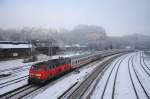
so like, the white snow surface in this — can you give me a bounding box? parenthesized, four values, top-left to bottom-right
(91, 52, 150, 99)
(1, 51, 150, 99)
(33, 56, 113, 99)
(0, 59, 37, 71)
(0, 51, 102, 97)
(33, 61, 101, 99)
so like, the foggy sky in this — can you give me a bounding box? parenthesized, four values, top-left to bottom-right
(0, 0, 150, 36)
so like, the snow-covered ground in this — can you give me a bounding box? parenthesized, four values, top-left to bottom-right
(30, 54, 120, 99)
(0, 51, 100, 96)
(1, 51, 150, 99)
(33, 58, 110, 99)
(91, 52, 150, 99)
(0, 56, 107, 98)
(143, 52, 150, 67)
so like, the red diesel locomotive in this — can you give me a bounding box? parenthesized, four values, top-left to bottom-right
(28, 58, 71, 83)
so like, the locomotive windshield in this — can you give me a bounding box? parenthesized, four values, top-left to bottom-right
(31, 63, 46, 71)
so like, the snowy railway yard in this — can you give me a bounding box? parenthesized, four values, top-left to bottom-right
(0, 51, 150, 99)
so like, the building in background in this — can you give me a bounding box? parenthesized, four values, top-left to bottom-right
(0, 41, 32, 60)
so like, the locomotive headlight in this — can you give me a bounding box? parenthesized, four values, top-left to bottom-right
(35, 74, 41, 76)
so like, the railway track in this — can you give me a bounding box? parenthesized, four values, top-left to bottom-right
(0, 52, 130, 99)
(0, 56, 109, 99)
(12, 68, 30, 74)
(141, 52, 150, 71)
(128, 56, 139, 99)
(56, 52, 149, 99)
(0, 65, 31, 79)
(0, 76, 28, 89)
(58, 54, 125, 99)
(0, 64, 30, 73)
(0, 84, 40, 99)
(111, 55, 126, 99)
(128, 54, 150, 99)
(139, 52, 150, 76)
(100, 55, 127, 99)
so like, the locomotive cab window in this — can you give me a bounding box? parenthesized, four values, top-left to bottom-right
(31, 63, 46, 71)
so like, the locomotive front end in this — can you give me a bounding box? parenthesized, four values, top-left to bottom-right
(28, 63, 47, 83)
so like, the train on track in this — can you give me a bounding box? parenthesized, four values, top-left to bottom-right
(28, 49, 131, 84)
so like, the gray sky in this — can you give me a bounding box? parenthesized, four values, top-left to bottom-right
(0, 0, 150, 36)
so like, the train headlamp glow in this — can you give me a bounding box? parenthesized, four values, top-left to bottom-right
(30, 73, 41, 77)
(34, 74, 41, 76)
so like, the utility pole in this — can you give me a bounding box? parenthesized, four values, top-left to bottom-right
(48, 41, 50, 56)
(48, 41, 52, 56)
(30, 40, 32, 57)
(50, 42, 52, 56)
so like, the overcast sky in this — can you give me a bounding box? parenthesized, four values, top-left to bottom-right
(0, 0, 150, 36)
